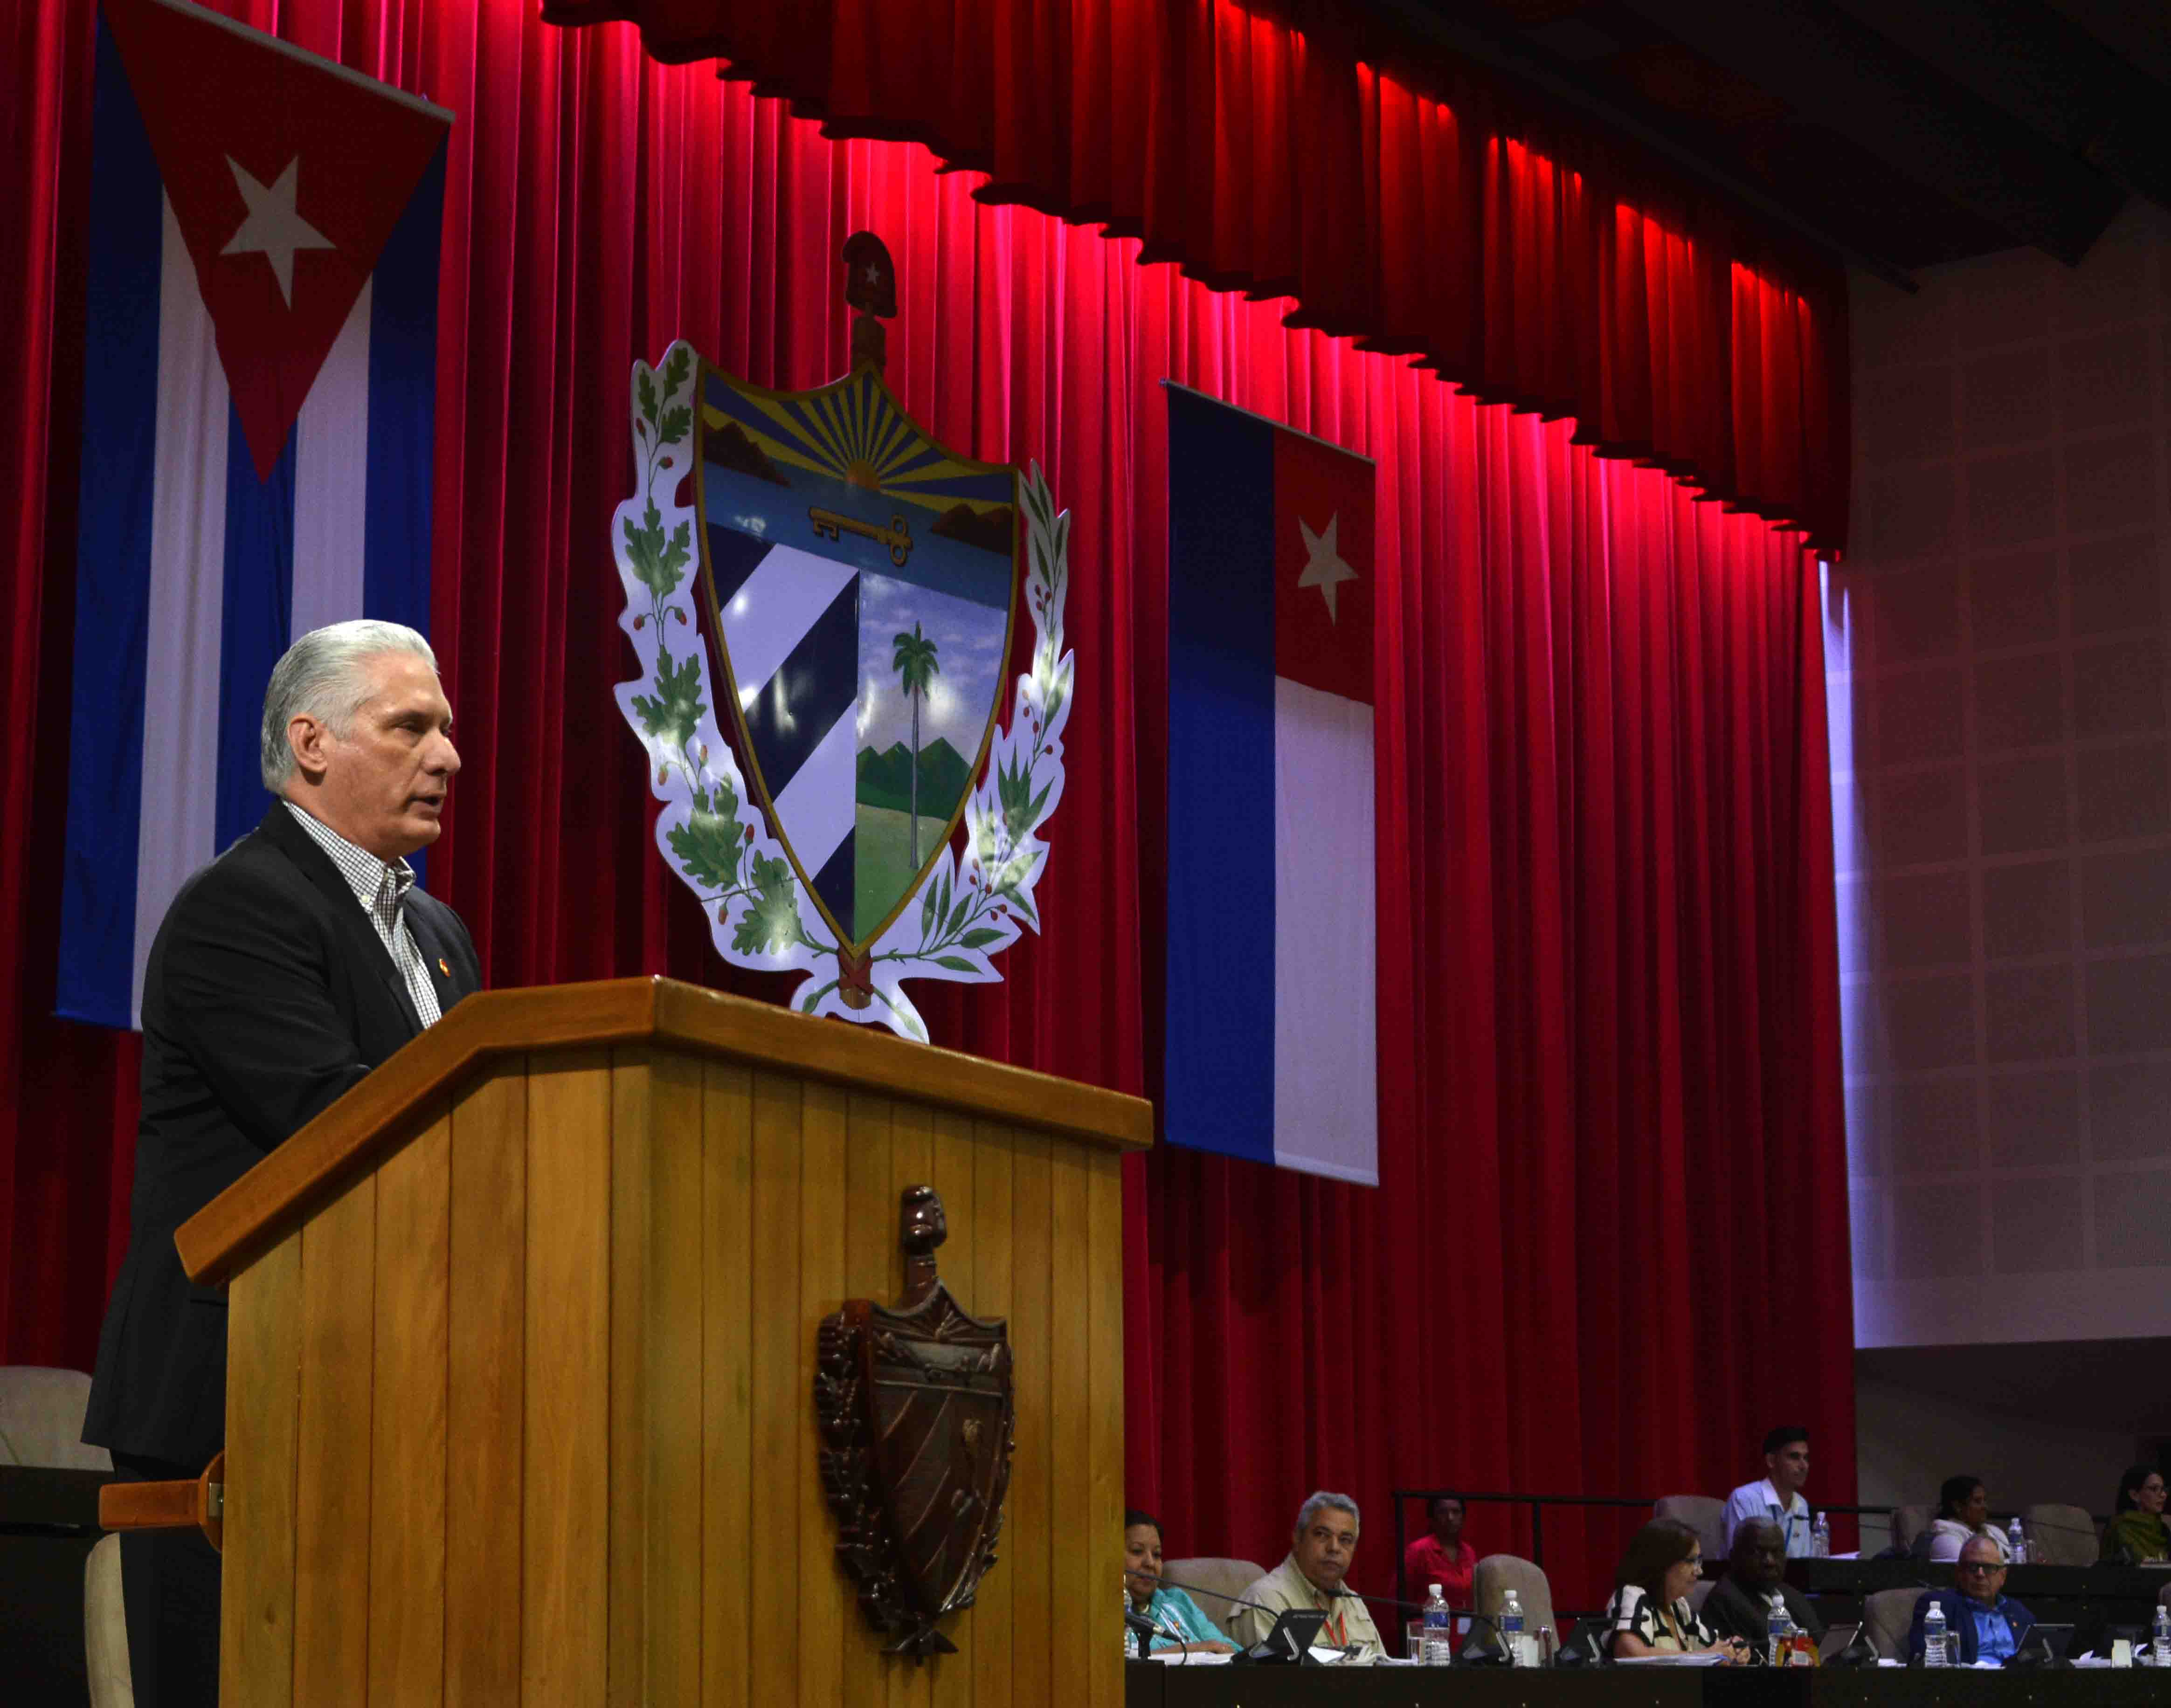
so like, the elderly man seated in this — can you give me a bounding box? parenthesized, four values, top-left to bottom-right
(1701, 1519, 1825, 1657)
(1908, 1535, 2036, 1664)
(1230, 1492, 1385, 1659)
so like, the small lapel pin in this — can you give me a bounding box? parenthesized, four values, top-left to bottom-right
(438, 957, 451, 977)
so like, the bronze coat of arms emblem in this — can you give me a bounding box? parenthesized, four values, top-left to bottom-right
(816, 1186, 1014, 1657)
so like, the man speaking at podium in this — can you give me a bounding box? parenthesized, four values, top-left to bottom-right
(83, 620, 481, 1707)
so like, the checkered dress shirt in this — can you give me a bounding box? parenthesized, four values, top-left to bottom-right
(283, 802, 443, 1027)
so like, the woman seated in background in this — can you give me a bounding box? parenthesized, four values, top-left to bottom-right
(2100, 1466, 2170, 1564)
(1124, 1509, 1238, 1656)
(1922, 1475, 2009, 1563)
(1604, 1520, 1749, 1662)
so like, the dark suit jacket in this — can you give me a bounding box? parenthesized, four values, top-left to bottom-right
(83, 804, 480, 1467)
(1907, 1589, 2034, 1663)
(1702, 1574, 1825, 1653)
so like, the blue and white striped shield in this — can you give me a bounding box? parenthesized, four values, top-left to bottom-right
(691, 363, 1021, 953)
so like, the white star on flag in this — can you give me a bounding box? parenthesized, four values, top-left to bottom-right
(220, 155, 335, 307)
(1297, 511, 1360, 623)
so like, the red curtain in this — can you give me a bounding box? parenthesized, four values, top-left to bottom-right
(3, 0, 1851, 1613)
(542, 0, 1851, 553)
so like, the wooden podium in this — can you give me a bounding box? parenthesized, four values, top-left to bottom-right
(169, 976, 1150, 1707)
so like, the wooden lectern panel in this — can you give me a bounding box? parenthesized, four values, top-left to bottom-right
(221, 1232, 300, 1708)
(968, 1126, 1016, 1708)
(202, 981, 1141, 1708)
(291, 1174, 375, 1703)
(698, 1061, 754, 1708)
(369, 1113, 450, 1702)
(795, 1080, 850, 1708)
(445, 1060, 525, 1708)
(525, 1051, 612, 1702)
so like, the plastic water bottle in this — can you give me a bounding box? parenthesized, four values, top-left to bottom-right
(2152, 1603, 2170, 1667)
(1812, 1512, 1831, 1558)
(1422, 1583, 1453, 1667)
(1499, 1589, 1525, 1667)
(1123, 1585, 1140, 1659)
(1766, 1591, 1791, 1666)
(1923, 1600, 1948, 1668)
(2006, 1517, 2026, 1565)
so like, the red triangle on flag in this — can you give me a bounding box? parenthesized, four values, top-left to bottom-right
(104, 0, 451, 480)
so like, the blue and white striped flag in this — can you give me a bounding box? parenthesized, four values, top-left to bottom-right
(59, 0, 450, 1029)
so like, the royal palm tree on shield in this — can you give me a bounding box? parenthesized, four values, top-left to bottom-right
(892, 620, 941, 865)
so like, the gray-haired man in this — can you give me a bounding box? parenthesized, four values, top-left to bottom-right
(1230, 1492, 1386, 1658)
(84, 620, 481, 1706)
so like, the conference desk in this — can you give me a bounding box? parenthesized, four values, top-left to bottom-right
(1127, 1660, 2171, 1708)
(1785, 1558, 2171, 1638)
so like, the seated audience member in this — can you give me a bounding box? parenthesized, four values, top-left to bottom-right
(1231, 1492, 1385, 1659)
(2101, 1466, 2171, 1564)
(1701, 1519, 1826, 1656)
(1922, 1475, 2009, 1563)
(1908, 1535, 2034, 1663)
(1721, 1426, 1813, 1556)
(1402, 1495, 1476, 1610)
(1122, 1510, 1237, 1656)
(1605, 1519, 1749, 1662)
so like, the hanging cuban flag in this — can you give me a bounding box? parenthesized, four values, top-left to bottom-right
(1163, 383, 1379, 1185)
(58, 0, 451, 1029)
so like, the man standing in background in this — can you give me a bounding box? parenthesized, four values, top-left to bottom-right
(1722, 1426, 1814, 1557)
(1403, 1494, 1477, 1612)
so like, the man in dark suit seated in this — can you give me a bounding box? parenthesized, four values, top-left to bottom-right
(82, 620, 481, 1708)
(1908, 1535, 2037, 1664)
(1703, 1518, 1825, 1658)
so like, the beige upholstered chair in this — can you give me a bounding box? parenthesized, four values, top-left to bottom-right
(1161, 1556, 1267, 1633)
(0, 1365, 112, 1470)
(84, 1533, 134, 1708)
(1472, 1553, 1556, 1649)
(1653, 1494, 1729, 1561)
(2023, 1502, 2099, 1567)
(1890, 1503, 1933, 1554)
(1687, 1578, 1715, 1618)
(0, 1371, 126, 1704)
(1864, 1586, 1926, 1659)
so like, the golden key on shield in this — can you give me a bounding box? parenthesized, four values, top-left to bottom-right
(808, 507, 913, 567)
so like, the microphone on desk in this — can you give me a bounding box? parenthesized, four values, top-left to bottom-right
(1326, 1585, 1516, 1665)
(1150, 1576, 1368, 1665)
(1146, 1577, 1322, 1665)
(1122, 1597, 1205, 1666)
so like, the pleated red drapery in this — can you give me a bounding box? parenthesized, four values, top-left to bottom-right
(1, 0, 1852, 1612)
(543, 0, 1851, 553)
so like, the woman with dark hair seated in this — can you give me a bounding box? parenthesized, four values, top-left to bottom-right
(1604, 1520, 1749, 1662)
(2100, 1466, 2170, 1564)
(1123, 1510, 1237, 1656)
(1923, 1475, 2008, 1563)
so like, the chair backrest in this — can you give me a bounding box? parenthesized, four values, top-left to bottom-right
(2023, 1502, 2098, 1567)
(1864, 1587, 1926, 1659)
(1473, 1553, 1556, 1638)
(0, 1366, 111, 1470)
(1890, 1503, 1933, 1553)
(1686, 1578, 1715, 1618)
(1161, 1557, 1266, 1629)
(1653, 1494, 1729, 1562)
(83, 1532, 133, 1708)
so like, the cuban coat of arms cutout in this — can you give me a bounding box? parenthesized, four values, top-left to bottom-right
(610, 235, 1071, 1040)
